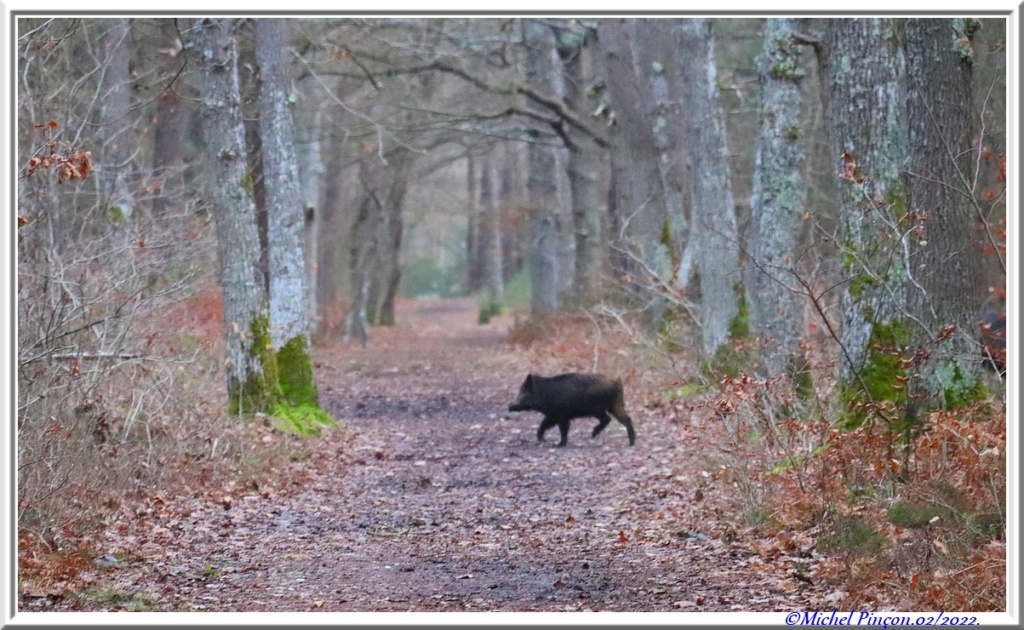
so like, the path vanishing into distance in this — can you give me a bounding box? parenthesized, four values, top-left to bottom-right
(29, 298, 835, 613)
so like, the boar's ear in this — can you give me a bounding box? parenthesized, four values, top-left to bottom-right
(522, 373, 534, 391)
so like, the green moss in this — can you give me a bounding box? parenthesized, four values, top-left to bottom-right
(728, 286, 751, 340)
(818, 515, 884, 556)
(241, 172, 255, 196)
(271, 402, 338, 437)
(228, 315, 280, 416)
(840, 319, 909, 428)
(885, 185, 909, 221)
(276, 335, 319, 407)
(770, 57, 806, 80)
(848, 273, 875, 299)
(887, 501, 944, 528)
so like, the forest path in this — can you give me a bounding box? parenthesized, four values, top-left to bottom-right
(69, 298, 830, 612)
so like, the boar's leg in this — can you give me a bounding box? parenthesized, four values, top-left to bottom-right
(592, 412, 613, 439)
(537, 416, 558, 443)
(556, 418, 571, 447)
(614, 413, 636, 446)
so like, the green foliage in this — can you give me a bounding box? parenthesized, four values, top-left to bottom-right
(400, 258, 464, 298)
(887, 501, 944, 528)
(271, 402, 338, 437)
(106, 205, 126, 224)
(502, 268, 532, 309)
(276, 335, 319, 407)
(818, 516, 884, 556)
(478, 299, 502, 324)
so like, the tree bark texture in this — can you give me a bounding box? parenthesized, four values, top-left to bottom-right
(599, 19, 668, 276)
(97, 19, 136, 221)
(633, 19, 691, 278)
(524, 19, 562, 315)
(746, 18, 810, 377)
(193, 17, 275, 415)
(556, 24, 603, 296)
(675, 18, 741, 356)
(902, 18, 986, 401)
(819, 18, 906, 380)
(479, 150, 505, 309)
(151, 19, 189, 217)
(256, 18, 310, 348)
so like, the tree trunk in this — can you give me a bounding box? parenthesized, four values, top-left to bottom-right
(745, 18, 810, 378)
(150, 19, 189, 217)
(372, 149, 415, 326)
(255, 18, 310, 349)
(818, 19, 906, 383)
(556, 24, 602, 296)
(524, 19, 562, 315)
(599, 19, 668, 276)
(633, 19, 691, 282)
(192, 17, 276, 415)
(479, 150, 505, 311)
(253, 18, 323, 410)
(465, 153, 482, 293)
(300, 110, 324, 335)
(902, 18, 986, 404)
(97, 19, 136, 221)
(675, 18, 741, 357)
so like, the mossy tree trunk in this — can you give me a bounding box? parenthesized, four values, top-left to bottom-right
(193, 18, 277, 416)
(255, 19, 325, 411)
(816, 18, 922, 439)
(675, 18, 741, 357)
(746, 18, 810, 378)
(902, 18, 986, 407)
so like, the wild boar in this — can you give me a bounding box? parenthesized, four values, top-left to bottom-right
(507, 373, 636, 447)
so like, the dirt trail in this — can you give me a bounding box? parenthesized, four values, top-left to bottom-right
(44, 298, 831, 612)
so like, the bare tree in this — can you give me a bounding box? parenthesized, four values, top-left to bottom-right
(902, 18, 987, 404)
(745, 18, 810, 378)
(675, 18, 741, 357)
(193, 17, 277, 414)
(817, 18, 906, 385)
(524, 19, 562, 315)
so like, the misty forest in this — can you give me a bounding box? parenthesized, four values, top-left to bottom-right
(15, 17, 1007, 613)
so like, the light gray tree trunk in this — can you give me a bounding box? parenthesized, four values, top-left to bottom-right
(633, 19, 691, 278)
(675, 18, 741, 356)
(193, 18, 275, 415)
(599, 19, 667, 275)
(479, 150, 505, 310)
(524, 19, 561, 315)
(902, 18, 986, 403)
(255, 18, 309, 348)
(556, 24, 603, 296)
(819, 18, 906, 381)
(300, 108, 324, 334)
(466, 154, 482, 293)
(97, 19, 135, 221)
(371, 149, 415, 327)
(746, 18, 810, 377)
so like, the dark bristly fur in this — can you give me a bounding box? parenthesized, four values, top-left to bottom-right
(507, 373, 636, 447)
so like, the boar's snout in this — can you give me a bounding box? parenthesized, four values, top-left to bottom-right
(508, 401, 524, 412)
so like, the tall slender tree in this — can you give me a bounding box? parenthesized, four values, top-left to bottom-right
(675, 18, 741, 357)
(192, 17, 277, 415)
(255, 18, 323, 408)
(745, 18, 810, 378)
(524, 19, 562, 315)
